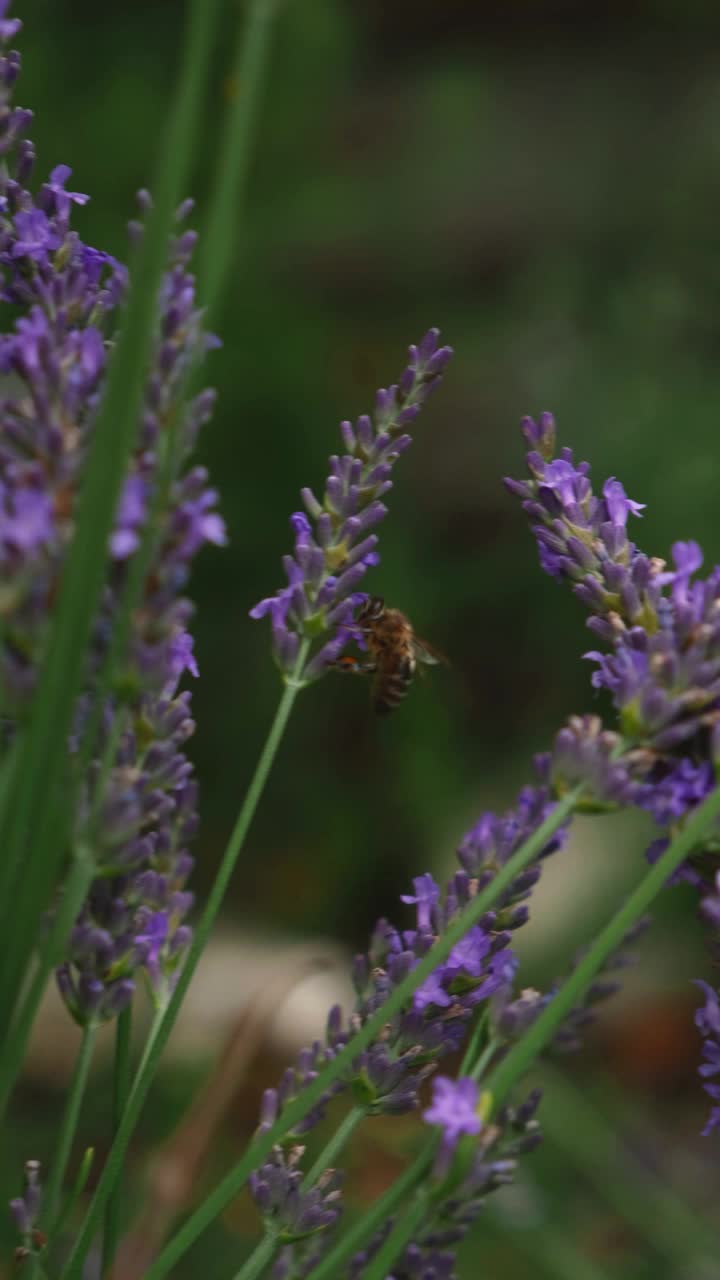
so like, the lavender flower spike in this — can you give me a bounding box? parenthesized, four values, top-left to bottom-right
(250, 330, 452, 681)
(9, 1159, 44, 1264)
(504, 413, 660, 641)
(351, 1088, 542, 1279)
(694, 980, 720, 1136)
(0, 13, 224, 1025)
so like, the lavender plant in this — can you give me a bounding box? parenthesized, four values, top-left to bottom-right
(2, 3, 720, 1280)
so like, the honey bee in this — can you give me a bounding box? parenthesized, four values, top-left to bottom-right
(334, 596, 446, 713)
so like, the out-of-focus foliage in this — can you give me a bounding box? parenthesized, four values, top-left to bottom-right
(22, 0, 720, 932)
(9, 1, 720, 1274)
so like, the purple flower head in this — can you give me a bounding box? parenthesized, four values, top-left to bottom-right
(694, 981, 720, 1136)
(457, 755, 569, 930)
(249, 1145, 345, 1277)
(0, 0, 21, 42)
(401, 873, 441, 931)
(0, 478, 54, 562)
(111, 473, 148, 559)
(39, 164, 89, 223)
(506, 418, 659, 637)
(413, 970, 453, 1013)
(349, 1089, 542, 1278)
(0, 61, 223, 1022)
(422, 1075, 482, 1146)
(250, 331, 453, 680)
(9, 1159, 43, 1264)
(602, 476, 646, 526)
(701, 870, 720, 931)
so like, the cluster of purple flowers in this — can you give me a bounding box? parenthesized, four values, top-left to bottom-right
(0, 9, 223, 1021)
(506, 411, 720, 1134)
(347, 1078, 541, 1280)
(250, 330, 453, 680)
(9, 1159, 43, 1265)
(250, 1146, 343, 1280)
(243, 404, 720, 1274)
(247, 739, 621, 1274)
(694, 980, 720, 1136)
(249, 874, 517, 1273)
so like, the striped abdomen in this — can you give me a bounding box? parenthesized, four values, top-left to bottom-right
(372, 652, 416, 714)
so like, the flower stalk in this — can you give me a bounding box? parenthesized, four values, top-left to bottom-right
(133, 789, 579, 1280)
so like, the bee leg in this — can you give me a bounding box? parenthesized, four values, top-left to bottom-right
(331, 657, 377, 676)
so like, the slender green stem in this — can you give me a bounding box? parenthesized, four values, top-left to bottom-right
(308, 1142, 436, 1280)
(60, 647, 311, 1280)
(52, 1148, 95, 1244)
(130, 789, 580, 1280)
(84, 0, 283, 782)
(230, 1232, 277, 1280)
(487, 782, 720, 1109)
(0, 0, 223, 1038)
(197, 0, 281, 319)
(44, 1024, 98, 1231)
(541, 1062, 720, 1265)
(0, 846, 96, 1122)
(101, 1006, 133, 1277)
(458, 1009, 488, 1076)
(302, 1105, 365, 1189)
(362, 1186, 431, 1280)
(469, 1035, 500, 1083)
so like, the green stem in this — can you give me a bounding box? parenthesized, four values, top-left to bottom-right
(308, 1142, 436, 1280)
(101, 1006, 133, 1276)
(45, 1024, 98, 1231)
(131, 789, 581, 1280)
(230, 1232, 277, 1280)
(52, 1147, 95, 1244)
(0, 846, 96, 1123)
(469, 1036, 500, 1083)
(197, 0, 281, 320)
(302, 1105, 365, 1189)
(486, 782, 720, 1108)
(82, 0, 283, 784)
(458, 1009, 488, 1077)
(0, 0, 223, 1041)
(362, 1186, 431, 1280)
(60, 646, 311, 1280)
(541, 1062, 720, 1265)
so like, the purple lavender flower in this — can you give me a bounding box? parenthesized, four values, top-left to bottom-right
(507, 414, 720, 1128)
(422, 1075, 482, 1148)
(694, 981, 720, 1136)
(250, 330, 452, 680)
(0, 13, 222, 1022)
(497, 916, 649, 1055)
(350, 1091, 542, 1280)
(507, 417, 720, 760)
(456, 752, 570, 931)
(504, 414, 656, 636)
(9, 1159, 44, 1264)
(549, 714, 650, 812)
(250, 1144, 343, 1279)
(700, 870, 720, 932)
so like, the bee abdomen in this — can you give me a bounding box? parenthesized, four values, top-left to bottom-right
(374, 659, 414, 714)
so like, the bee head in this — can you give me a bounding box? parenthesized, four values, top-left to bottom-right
(356, 596, 385, 625)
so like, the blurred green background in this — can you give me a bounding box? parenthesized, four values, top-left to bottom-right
(6, 0, 720, 1276)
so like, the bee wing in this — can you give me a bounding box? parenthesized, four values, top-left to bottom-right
(412, 636, 450, 667)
